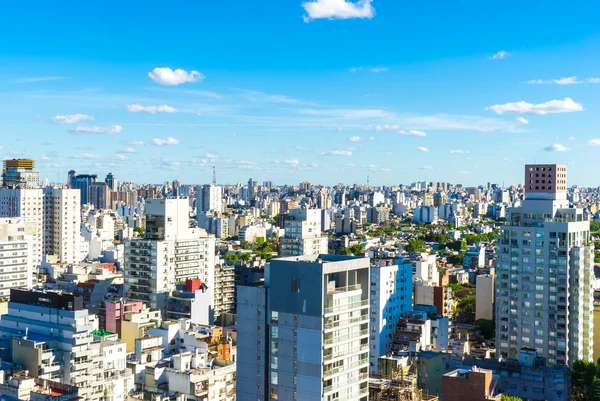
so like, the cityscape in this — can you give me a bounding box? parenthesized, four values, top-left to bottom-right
(1, 1, 600, 400)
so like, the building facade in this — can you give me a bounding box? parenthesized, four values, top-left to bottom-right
(237, 255, 370, 401)
(496, 164, 594, 365)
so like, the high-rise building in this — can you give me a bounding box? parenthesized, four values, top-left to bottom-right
(496, 164, 594, 365)
(70, 173, 97, 205)
(0, 218, 36, 296)
(237, 255, 370, 401)
(476, 275, 495, 321)
(369, 259, 413, 373)
(197, 184, 223, 213)
(43, 187, 81, 264)
(280, 208, 328, 257)
(2, 159, 40, 188)
(89, 181, 111, 210)
(105, 172, 117, 191)
(124, 198, 216, 315)
(0, 188, 44, 267)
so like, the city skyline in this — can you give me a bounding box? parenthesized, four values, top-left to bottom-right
(1, 1, 600, 186)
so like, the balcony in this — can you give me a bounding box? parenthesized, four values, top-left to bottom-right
(327, 284, 362, 295)
(324, 315, 368, 331)
(324, 299, 369, 315)
(323, 358, 368, 378)
(324, 329, 369, 346)
(323, 343, 369, 362)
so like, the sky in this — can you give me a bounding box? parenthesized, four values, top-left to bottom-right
(1, 0, 600, 187)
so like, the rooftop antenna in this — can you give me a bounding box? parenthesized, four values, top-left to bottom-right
(212, 166, 217, 185)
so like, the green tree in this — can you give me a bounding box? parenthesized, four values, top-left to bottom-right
(224, 253, 240, 266)
(454, 294, 476, 324)
(500, 396, 522, 401)
(134, 226, 145, 237)
(572, 359, 600, 401)
(348, 244, 365, 256)
(447, 240, 466, 252)
(405, 239, 426, 252)
(475, 319, 495, 340)
(447, 253, 465, 265)
(591, 221, 600, 233)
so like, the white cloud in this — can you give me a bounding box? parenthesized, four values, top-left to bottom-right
(491, 51, 507, 60)
(399, 129, 427, 137)
(516, 117, 529, 125)
(363, 124, 401, 131)
(417, 147, 428, 152)
(72, 153, 102, 159)
(369, 67, 388, 73)
(236, 89, 304, 104)
(543, 143, 569, 152)
(51, 114, 94, 124)
(568, 136, 576, 141)
(129, 141, 145, 146)
(284, 159, 300, 167)
(68, 125, 122, 134)
(457, 171, 470, 175)
(204, 153, 218, 159)
(123, 148, 137, 154)
(302, 0, 375, 22)
(126, 104, 178, 114)
(527, 76, 581, 85)
(152, 137, 180, 146)
(148, 67, 204, 86)
(488, 98, 583, 115)
(588, 139, 600, 146)
(449, 149, 469, 154)
(116, 154, 127, 161)
(321, 149, 353, 156)
(589, 78, 600, 84)
(385, 151, 393, 156)
(419, 166, 433, 170)
(348, 136, 362, 142)
(14, 76, 64, 83)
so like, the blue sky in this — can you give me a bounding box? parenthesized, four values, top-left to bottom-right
(1, 0, 600, 187)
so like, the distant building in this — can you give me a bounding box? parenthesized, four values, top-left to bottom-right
(0, 218, 36, 296)
(280, 208, 328, 257)
(2, 159, 39, 188)
(70, 172, 98, 206)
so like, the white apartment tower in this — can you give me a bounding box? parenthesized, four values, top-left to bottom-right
(198, 184, 223, 213)
(237, 255, 370, 401)
(496, 164, 594, 365)
(0, 188, 44, 268)
(0, 218, 36, 296)
(124, 198, 215, 314)
(43, 187, 81, 264)
(280, 208, 328, 257)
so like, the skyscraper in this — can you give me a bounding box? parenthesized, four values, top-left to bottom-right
(197, 184, 223, 213)
(237, 255, 370, 401)
(70, 173, 97, 206)
(496, 164, 594, 365)
(2, 159, 40, 188)
(43, 186, 81, 264)
(105, 172, 117, 191)
(89, 181, 111, 209)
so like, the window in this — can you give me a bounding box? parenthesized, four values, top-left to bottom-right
(292, 278, 301, 293)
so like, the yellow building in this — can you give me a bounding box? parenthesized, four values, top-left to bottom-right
(121, 307, 162, 353)
(594, 302, 600, 361)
